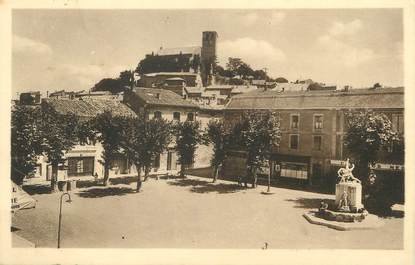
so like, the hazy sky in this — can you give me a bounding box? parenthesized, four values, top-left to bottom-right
(12, 9, 403, 96)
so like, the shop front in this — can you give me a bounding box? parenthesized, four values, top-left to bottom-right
(270, 153, 311, 184)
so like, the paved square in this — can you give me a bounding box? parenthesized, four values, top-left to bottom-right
(12, 176, 403, 249)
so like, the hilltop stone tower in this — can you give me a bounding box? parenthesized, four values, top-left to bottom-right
(201, 31, 218, 86)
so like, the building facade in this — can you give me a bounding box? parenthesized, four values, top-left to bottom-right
(224, 87, 404, 186)
(123, 87, 213, 174)
(34, 98, 137, 182)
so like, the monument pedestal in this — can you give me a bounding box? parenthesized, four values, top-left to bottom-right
(335, 182, 363, 210)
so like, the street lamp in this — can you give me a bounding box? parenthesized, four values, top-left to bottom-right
(57, 192, 72, 248)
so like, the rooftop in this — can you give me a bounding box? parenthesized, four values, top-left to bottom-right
(231, 86, 259, 94)
(165, 77, 186, 81)
(185, 87, 204, 94)
(131, 88, 198, 108)
(153, 46, 201, 56)
(205, 85, 234, 90)
(270, 83, 311, 92)
(226, 87, 404, 110)
(43, 98, 137, 118)
(144, 72, 198, 77)
(76, 90, 112, 96)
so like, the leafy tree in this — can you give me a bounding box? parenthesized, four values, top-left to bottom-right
(74, 118, 97, 146)
(344, 110, 399, 213)
(41, 105, 79, 191)
(121, 116, 172, 192)
(236, 63, 255, 79)
(275, 77, 288, 83)
(372, 83, 382, 89)
(93, 111, 125, 186)
(205, 119, 232, 182)
(253, 70, 268, 80)
(174, 121, 203, 177)
(221, 57, 272, 81)
(92, 78, 125, 94)
(11, 105, 43, 185)
(239, 111, 281, 189)
(344, 110, 397, 180)
(92, 70, 134, 94)
(119, 70, 134, 88)
(226, 57, 244, 76)
(229, 78, 245, 85)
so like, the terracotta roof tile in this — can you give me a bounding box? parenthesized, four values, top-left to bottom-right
(131, 88, 198, 108)
(43, 98, 137, 118)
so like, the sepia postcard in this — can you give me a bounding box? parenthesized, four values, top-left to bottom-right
(0, 0, 414, 265)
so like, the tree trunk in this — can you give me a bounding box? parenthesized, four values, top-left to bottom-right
(50, 163, 59, 192)
(252, 167, 258, 188)
(212, 165, 219, 183)
(143, 166, 150, 181)
(103, 162, 110, 186)
(136, 166, 142, 192)
(244, 168, 249, 188)
(267, 161, 272, 193)
(180, 163, 186, 178)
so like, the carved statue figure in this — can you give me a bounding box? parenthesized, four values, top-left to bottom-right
(319, 201, 329, 214)
(337, 158, 361, 184)
(338, 191, 350, 212)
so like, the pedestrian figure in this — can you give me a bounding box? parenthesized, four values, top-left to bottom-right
(237, 176, 243, 187)
(94, 172, 99, 183)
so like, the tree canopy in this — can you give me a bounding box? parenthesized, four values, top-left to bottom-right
(40, 104, 80, 191)
(11, 105, 43, 185)
(121, 116, 172, 191)
(174, 120, 204, 177)
(238, 111, 281, 187)
(92, 70, 134, 94)
(344, 110, 402, 214)
(344, 110, 397, 178)
(215, 57, 272, 81)
(93, 111, 126, 186)
(205, 119, 232, 182)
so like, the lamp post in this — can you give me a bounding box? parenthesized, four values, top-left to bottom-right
(57, 192, 72, 248)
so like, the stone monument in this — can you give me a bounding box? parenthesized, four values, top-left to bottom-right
(303, 158, 379, 229)
(335, 159, 364, 211)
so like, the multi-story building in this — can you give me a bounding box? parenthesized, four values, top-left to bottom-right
(224, 87, 404, 186)
(35, 98, 137, 181)
(123, 87, 213, 174)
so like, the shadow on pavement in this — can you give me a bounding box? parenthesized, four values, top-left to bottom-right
(76, 180, 100, 189)
(167, 178, 244, 194)
(22, 184, 52, 195)
(185, 167, 334, 195)
(109, 176, 137, 186)
(285, 197, 333, 209)
(76, 187, 136, 198)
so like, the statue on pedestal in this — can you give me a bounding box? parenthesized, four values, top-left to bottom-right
(337, 158, 361, 184)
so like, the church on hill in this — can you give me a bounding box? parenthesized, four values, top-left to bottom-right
(137, 31, 218, 87)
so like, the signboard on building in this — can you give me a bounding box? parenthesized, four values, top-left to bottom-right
(330, 160, 403, 171)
